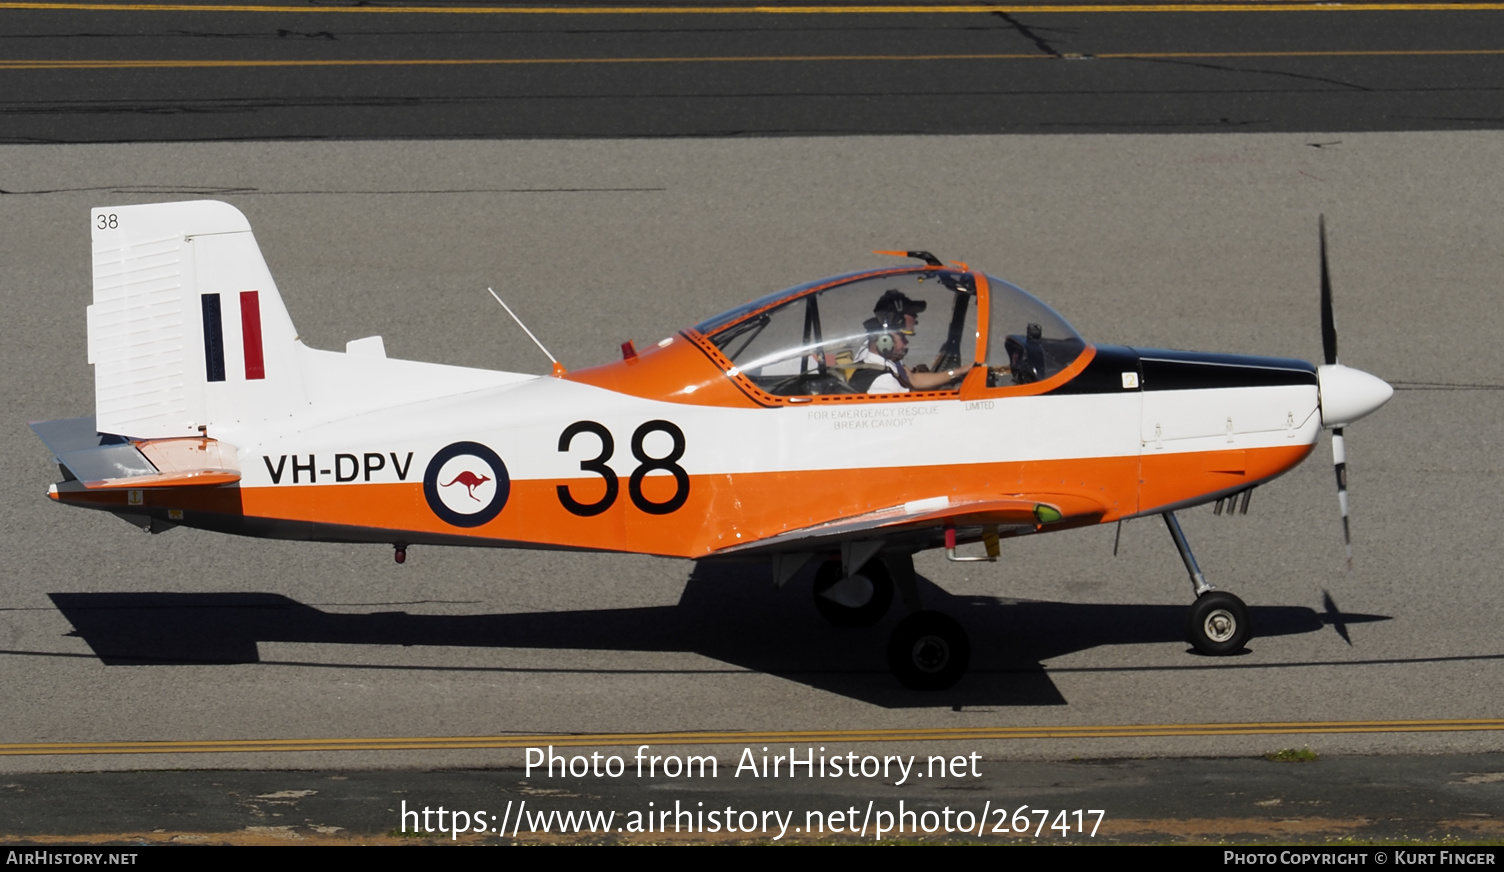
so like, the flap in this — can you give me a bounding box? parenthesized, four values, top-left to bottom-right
(712, 491, 1108, 557)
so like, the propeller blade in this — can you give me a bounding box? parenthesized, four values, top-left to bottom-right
(1319, 215, 1339, 366)
(1318, 219, 1375, 571)
(1331, 426, 1353, 571)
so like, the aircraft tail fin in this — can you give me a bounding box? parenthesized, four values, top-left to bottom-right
(88, 201, 306, 439)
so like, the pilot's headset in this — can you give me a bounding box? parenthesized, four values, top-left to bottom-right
(867, 313, 909, 356)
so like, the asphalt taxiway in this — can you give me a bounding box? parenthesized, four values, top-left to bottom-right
(4, 755, 1504, 844)
(4, 1, 1504, 141)
(3, 133, 1503, 785)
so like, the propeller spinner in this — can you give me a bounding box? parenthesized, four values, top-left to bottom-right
(1313, 217, 1394, 569)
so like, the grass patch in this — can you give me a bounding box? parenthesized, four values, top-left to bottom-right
(1265, 747, 1319, 763)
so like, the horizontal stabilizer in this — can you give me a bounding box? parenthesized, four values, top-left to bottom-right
(32, 416, 241, 489)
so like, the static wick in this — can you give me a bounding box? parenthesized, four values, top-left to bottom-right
(488, 287, 558, 366)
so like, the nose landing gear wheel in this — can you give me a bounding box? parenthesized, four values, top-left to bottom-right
(1187, 591, 1250, 655)
(812, 559, 894, 628)
(887, 611, 970, 690)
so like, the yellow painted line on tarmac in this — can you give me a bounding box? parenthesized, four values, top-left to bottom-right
(3, 2, 1504, 13)
(4, 48, 1503, 70)
(5, 718, 1504, 756)
(1098, 47, 1504, 57)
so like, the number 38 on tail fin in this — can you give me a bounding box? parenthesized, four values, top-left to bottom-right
(33, 201, 1392, 690)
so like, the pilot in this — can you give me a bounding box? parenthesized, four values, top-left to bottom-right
(849, 314, 963, 394)
(849, 293, 963, 393)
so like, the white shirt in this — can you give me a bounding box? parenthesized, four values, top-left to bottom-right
(852, 345, 909, 394)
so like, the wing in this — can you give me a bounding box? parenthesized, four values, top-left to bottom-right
(711, 491, 1109, 558)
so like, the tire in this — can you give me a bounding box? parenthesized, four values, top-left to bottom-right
(1187, 591, 1251, 655)
(887, 611, 971, 691)
(812, 558, 894, 628)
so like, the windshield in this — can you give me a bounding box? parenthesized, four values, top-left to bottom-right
(983, 274, 1086, 386)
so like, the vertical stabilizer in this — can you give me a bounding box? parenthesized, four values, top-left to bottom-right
(88, 201, 305, 439)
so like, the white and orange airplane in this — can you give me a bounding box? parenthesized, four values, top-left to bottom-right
(32, 200, 1393, 689)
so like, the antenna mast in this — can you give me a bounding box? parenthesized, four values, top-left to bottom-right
(488, 287, 564, 372)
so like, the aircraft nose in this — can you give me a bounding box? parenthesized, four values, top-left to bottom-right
(1317, 364, 1394, 427)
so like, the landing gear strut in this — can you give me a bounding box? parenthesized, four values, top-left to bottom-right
(1163, 512, 1251, 655)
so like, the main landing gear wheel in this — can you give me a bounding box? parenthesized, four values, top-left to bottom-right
(1187, 591, 1251, 656)
(812, 559, 894, 628)
(887, 611, 970, 691)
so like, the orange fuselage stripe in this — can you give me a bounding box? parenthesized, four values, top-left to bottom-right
(57, 444, 1314, 557)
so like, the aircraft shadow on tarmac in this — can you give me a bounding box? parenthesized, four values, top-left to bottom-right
(47, 562, 1388, 708)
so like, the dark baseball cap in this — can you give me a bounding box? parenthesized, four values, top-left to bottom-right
(874, 289, 927, 318)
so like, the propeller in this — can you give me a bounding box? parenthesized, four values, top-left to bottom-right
(1313, 216, 1393, 570)
(1318, 217, 1352, 570)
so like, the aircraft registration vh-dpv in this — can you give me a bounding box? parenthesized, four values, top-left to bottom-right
(32, 201, 1393, 690)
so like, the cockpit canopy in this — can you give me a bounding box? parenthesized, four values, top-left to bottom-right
(691, 268, 1086, 396)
